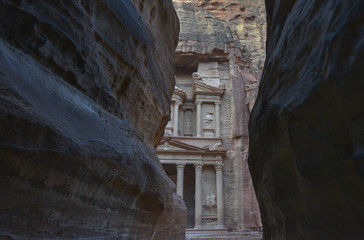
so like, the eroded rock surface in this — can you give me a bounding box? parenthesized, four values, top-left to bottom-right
(174, 0, 266, 68)
(0, 0, 185, 239)
(249, 0, 364, 239)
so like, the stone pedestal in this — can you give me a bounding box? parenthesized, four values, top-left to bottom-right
(203, 128, 215, 138)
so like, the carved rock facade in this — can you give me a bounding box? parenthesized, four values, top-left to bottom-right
(157, 0, 266, 234)
(249, 0, 364, 239)
(0, 0, 186, 239)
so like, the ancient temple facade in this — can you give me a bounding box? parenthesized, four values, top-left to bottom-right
(157, 0, 266, 235)
(157, 68, 228, 232)
(157, 59, 261, 234)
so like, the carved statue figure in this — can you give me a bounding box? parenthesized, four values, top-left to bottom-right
(166, 120, 172, 127)
(204, 112, 214, 128)
(211, 143, 222, 150)
(192, 72, 203, 81)
(205, 194, 217, 208)
(184, 120, 192, 134)
(245, 82, 259, 112)
(217, 82, 226, 89)
(164, 112, 173, 136)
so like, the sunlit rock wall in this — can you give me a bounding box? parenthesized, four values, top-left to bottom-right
(173, 0, 266, 230)
(249, 0, 364, 239)
(0, 0, 186, 239)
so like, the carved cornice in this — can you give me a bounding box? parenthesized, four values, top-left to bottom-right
(213, 100, 221, 106)
(173, 86, 187, 103)
(181, 100, 196, 111)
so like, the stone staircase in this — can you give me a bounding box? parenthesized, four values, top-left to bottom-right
(185, 231, 263, 240)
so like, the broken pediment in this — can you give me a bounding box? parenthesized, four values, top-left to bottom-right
(193, 78, 225, 98)
(157, 138, 226, 159)
(157, 138, 207, 152)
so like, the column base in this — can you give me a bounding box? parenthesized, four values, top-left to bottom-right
(187, 227, 228, 235)
(215, 225, 226, 229)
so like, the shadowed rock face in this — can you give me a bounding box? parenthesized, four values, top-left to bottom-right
(249, 0, 364, 239)
(0, 0, 186, 239)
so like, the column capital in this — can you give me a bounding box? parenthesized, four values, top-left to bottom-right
(195, 100, 203, 105)
(176, 163, 185, 170)
(173, 99, 182, 106)
(194, 164, 203, 171)
(214, 100, 221, 106)
(215, 164, 223, 171)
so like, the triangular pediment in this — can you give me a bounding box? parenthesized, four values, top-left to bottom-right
(193, 80, 225, 96)
(157, 138, 206, 152)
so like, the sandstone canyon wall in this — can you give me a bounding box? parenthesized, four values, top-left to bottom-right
(249, 0, 364, 239)
(0, 0, 186, 239)
(173, 0, 266, 230)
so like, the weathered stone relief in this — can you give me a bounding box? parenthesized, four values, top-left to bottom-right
(204, 112, 214, 127)
(184, 114, 193, 135)
(192, 72, 203, 81)
(245, 82, 259, 112)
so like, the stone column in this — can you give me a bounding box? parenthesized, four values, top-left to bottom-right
(215, 164, 225, 228)
(194, 163, 203, 228)
(215, 101, 221, 137)
(173, 101, 180, 136)
(176, 164, 185, 198)
(180, 109, 185, 136)
(196, 100, 202, 137)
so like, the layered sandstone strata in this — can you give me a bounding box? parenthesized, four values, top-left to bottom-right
(174, 0, 266, 68)
(249, 0, 364, 239)
(0, 0, 185, 239)
(172, 0, 265, 230)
